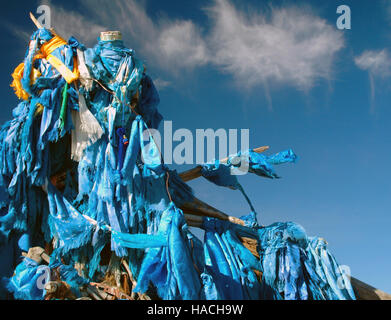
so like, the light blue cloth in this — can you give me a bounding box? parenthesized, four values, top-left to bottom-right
(134, 202, 202, 300)
(257, 222, 356, 300)
(228, 149, 298, 179)
(5, 258, 50, 300)
(202, 217, 262, 300)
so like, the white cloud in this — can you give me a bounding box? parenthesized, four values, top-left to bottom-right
(36, 0, 209, 88)
(38, 0, 105, 46)
(49, 0, 208, 72)
(354, 49, 391, 111)
(205, 0, 344, 91)
(153, 78, 172, 91)
(355, 49, 391, 77)
(158, 21, 209, 70)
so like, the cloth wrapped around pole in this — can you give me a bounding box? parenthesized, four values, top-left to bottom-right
(257, 222, 356, 300)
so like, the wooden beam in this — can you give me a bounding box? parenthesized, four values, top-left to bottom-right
(351, 277, 391, 300)
(180, 196, 245, 226)
(184, 213, 203, 228)
(179, 166, 203, 183)
(23, 247, 50, 265)
(179, 146, 270, 182)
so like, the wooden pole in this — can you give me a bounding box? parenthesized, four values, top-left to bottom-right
(180, 196, 246, 226)
(350, 277, 391, 300)
(29, 12, 43, 29)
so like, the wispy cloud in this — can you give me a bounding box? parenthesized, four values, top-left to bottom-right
(206, 0, 344, 91)
(157, 21, 209, 70)
(37, 0, 209, 88)
(39, 0, 105, 45)
(382, 0, 391, 26)
(13, 0, 344, 94)
(153, 78, 172, 91)
(355, 50, 391, 77)
(355, 49, 391, 111)
(76, 0, 209, 72)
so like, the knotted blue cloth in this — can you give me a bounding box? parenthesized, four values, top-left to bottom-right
(228, 149, 298, 179)
(5, 258, 50, 300)
(134, 202, 202, 300)
(257, 222, 356, 300)
(202, 217, 262, 300)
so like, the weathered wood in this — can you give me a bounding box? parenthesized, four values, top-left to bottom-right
(180, 197, 245, 226)
(184, 213, 203, 228)
(29, 12, 43, 29)
(179, 146, 270, 182)
(23, 247, 50, 265)
(121, 260, 151, 300)
(240, 237, 260, 260)
(86, 285, 107, 300)
(44, 281, 77, 300)
(179, 166, 202, 182)
(121, 260, 137, 300)
(351, 277, 391, 300)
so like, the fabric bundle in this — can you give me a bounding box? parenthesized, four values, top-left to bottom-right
(134, 202, 202, 300)
(200, 149, 297, 226)
(201, 217, 263, 300)
(257, 222, 356, 300)
(5, 257, 90, 300)
(229, 148, 298, 179)
(5, 258, 50, 300)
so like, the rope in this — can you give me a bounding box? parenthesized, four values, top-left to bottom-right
(237, 184, 256, 214)
(86, 78, 115, 95)
(165, 171, 173, 203)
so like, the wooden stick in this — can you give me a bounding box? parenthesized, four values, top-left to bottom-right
(29, 12, 43, 29)
(180, 197, 245, 226)
(23, 247, 50, 265)
(179, 146, 270, 182)
(179, 166, 203, 183)
(121, 260, 151, 300)
(184, 214, 203, 228)
(240, 237, 260, 259)
(86, 285, 106, 300)
(121, 260, 137, 300)
(29, 12, 62, 39)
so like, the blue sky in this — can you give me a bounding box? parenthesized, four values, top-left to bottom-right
(1, 0, 391, 293)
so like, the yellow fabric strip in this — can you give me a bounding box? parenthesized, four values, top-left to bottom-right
(41, 37, 79, 84)
(11, 36, 78, 100)
(10, 62, 42, 100)
(40, 36, 67, 57)
(46, 55, 79, 84)
(10, 63, 29, 100)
